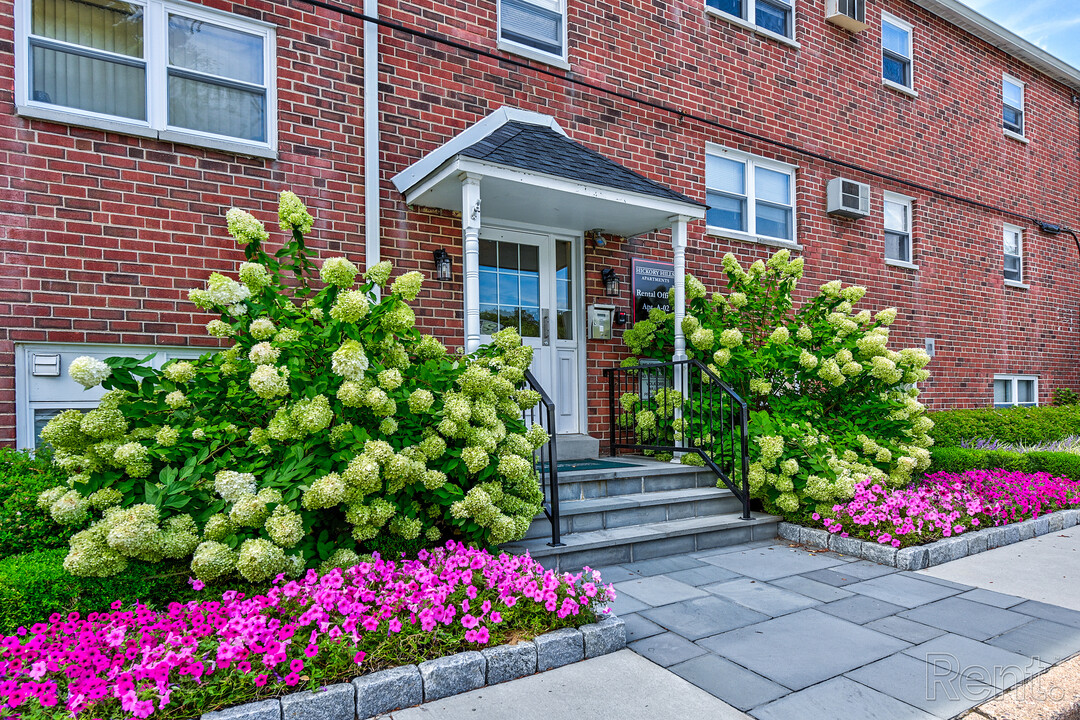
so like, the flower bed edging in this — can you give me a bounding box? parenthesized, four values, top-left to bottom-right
(778, 507, 1080, 570)
(201, 615, 625, 720)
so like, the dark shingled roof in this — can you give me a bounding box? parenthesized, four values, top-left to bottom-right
(458, 122, 703, 207)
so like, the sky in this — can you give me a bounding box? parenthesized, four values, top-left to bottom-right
(959, 0, 1080, 69)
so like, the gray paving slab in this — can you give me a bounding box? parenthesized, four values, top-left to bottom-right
(692, 539, 776, 559)
(669, 653, 791, 711)
(910, 574, 974, 591)
(387, 649, 752, 720)
(698, 609, 909, 690)
(703, 578, 819, 617)
(898, 597, 1033, 641)
(1011, 599, 1080, 629)
(846, 573, 962, 608)
(664, 564, 744, 587)
(770, 575, 855, 602)
(624, 555, 706, 576)
(957, 588, 1027, 609)
(818, 595, 906, 624)
(902, 633, 1048, 690)
(917, 526, 1080, 610)
(591, 565, 641, 584)
(614, 576, 707, 607)
(749, 676, 937, 720)
(833, 560, 898, 580)
(864, 616, 947, 645)
(987, 619, 1080, 664)
(798, 568, 862, 587)
(621, 612, 665, 642)
(845, 652, 996, 717)
(607, 592, 649, 616)
(703, 546, 846, 581)
(627, 631, 707, 667)
(640, 595, 769, 640)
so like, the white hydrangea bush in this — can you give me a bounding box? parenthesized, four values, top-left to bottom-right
(39, 192, 546, 582)
(623, 249, 933, 517)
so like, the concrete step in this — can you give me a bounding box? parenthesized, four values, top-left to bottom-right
(555, 433, 600, 460)
(553, 457, 726, 502)
(503, 512, 780, 573)
(523, 486, 744, 541)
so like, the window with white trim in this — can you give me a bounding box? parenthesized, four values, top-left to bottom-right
(881, 13, 913, 90)
(994, 375, 1038, 408)
(498, 0, 566, 62)
(706, 0, 796, 41)
(1003, 74, 1025, 137)
(1003, 223, 1023, 283)
(15, 0, 276, 154)
(705, 147, 796, 244)
(883, 191, 913, 264)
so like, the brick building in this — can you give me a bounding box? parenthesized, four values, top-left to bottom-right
(3, 0, 1079, 451)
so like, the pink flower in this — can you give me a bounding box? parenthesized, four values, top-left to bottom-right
(254, 674, 268, 687)
(461, 614, 479, 629)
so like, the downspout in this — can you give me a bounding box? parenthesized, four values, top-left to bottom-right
(363, 0, 380, 274)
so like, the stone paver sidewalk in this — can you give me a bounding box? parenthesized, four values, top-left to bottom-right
(600, 538, 1080, 720)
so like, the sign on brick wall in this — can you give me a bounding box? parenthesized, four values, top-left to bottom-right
(632, 258, 675, 323)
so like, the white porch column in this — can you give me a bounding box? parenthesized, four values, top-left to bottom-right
(670, 215, 690, 363)
(462, 173, 483, 353)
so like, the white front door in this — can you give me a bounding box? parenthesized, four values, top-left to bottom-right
(478, 227, 581, 434)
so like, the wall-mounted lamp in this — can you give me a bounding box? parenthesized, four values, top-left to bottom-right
(433, 249, 452, 281)
(601, 268, 621, 297)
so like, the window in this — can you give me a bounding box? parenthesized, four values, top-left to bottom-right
(498, 0, 566, 62)
(994, 375, 1038, 408)
(15, 0, 276, 156)
(1003, 74, 1025, 137)
(881, 13, 914, 90)
(705, 147, 796, 245)
(1003, 223, 1023, 283)
(706, 0, 796, 42)
(883, 192, 913, 265)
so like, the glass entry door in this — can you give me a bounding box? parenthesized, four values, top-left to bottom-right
(478, 227, 580, 434)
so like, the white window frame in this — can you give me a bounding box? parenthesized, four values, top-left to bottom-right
(497, 0, 570, 69)
(13, 0, 277, 159)
(881, 12, 916, 96)
(704, 0, 799, 48)
(993, 374, 1039, 408)
(1003, 222, 1026, 287)
(1003, 73, 1027, 141)
(705, 144, 799, 250)
(883, 191, 916, 269)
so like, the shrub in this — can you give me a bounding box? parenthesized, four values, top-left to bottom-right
(959, 436, 1080, 453)
(0, 448, 77, 559)
(36, 192, 547, 584)
(1053, 387, 1080, 406)
(819, 469, 1080, 548)
(622, 249, 934, 515)
(929, 405, 1080, 447)
(2, 541, 615, 720)
(1025, 452, 1080, 483)
(928, 447, 1027, 474)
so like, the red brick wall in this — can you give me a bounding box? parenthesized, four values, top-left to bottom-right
(2, 0, 1078, 444)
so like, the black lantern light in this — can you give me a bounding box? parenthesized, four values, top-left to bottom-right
(433, 249, 452, 281)
(601, 268, 621, 297)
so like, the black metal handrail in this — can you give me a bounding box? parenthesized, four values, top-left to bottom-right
(603, 358, 751, 520)
(523, 369, 563, 547)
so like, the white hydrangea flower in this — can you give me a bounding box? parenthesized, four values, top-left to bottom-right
(248, 342, 280, 365)
(206, 320, 233, 338)
(165, 390, 189, 409)
(163, 361, 195, 384)
(249, 318, 276, 340)
(238, 262, 271, 292)
(320, 257, 359, 288)
(331, 340, 369, 380)
(226, 208, 269, 246)
(69, 356, 111, 389)
(214, 470, 257, 502)
(206, 273, 251, 306)
(249, 364, 290, 399)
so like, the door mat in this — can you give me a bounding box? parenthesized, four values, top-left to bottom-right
(541, 458, 639, 472)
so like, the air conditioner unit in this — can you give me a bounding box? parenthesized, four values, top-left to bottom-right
(825, 0, 868, 32)
(826, 178, 871, 219)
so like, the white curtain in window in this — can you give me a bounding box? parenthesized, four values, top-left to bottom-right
(30, 0, 146, 120)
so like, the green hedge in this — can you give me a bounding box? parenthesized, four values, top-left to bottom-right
(929, 405, 1080, 447)
(928, 446, 1080, 481)
(0, 448, 80, 560)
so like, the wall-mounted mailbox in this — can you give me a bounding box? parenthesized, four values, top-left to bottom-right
(31, 354, 61, 377)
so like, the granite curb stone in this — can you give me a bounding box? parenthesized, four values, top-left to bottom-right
(782, 507, 1076, 570)
(281, 683, 354, 720)
(582, 616, 626, 658)
(481, 641, 537, 685)
(353, 664, 422, 719)
(419, 651, 486, 702)
(535, 627, 585, 671)
(202, 699, 282, 720)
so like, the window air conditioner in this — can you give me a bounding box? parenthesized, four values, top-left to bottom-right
(826, 178, 871, 219)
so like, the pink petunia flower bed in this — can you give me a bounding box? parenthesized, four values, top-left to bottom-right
(816, 469, 1080, 548)
(0, 541, 615, 720)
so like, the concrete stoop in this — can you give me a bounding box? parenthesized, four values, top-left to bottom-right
(503, 457, 779, 572)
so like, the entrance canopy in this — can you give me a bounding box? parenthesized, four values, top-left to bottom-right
(392, 108, 705, 238)
(392, 107, 704, 367)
